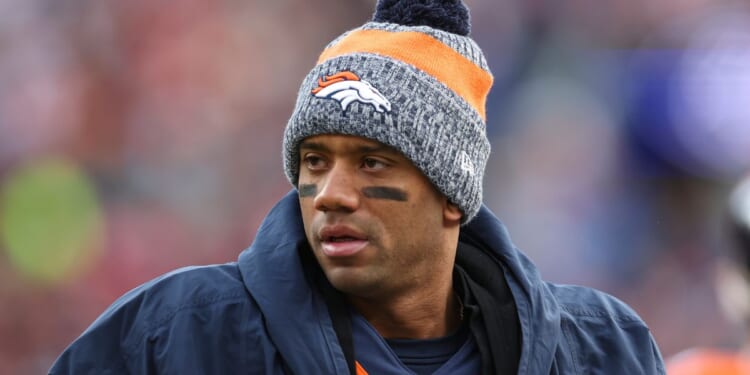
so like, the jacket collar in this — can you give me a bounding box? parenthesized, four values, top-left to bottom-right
(238, 190, 349, 374)
(460, 205, 561, 373)
(239, 190, 561, 374)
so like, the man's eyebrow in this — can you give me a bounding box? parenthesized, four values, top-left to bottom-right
(355, 144, 394, 155)
(299, 141, 397, 155)
(299, 141, 328, 152)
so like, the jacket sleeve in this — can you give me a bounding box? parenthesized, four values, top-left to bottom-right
(552, 284, 666, 375)
(47, 278, 162, 375)
(47, 269, 196, 374)
(48, 300, 136, 374)
(557, 308, 665, 374)
(48, 265, 286, 375)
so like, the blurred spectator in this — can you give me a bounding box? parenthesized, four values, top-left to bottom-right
(666, 174, 750, 374)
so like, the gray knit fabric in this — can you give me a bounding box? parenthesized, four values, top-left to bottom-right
(283, 21, 491, 223)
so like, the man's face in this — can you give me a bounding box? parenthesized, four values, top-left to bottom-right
(298, 134, 462, 298)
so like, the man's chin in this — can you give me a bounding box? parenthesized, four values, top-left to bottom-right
(324, 268, 378, 296)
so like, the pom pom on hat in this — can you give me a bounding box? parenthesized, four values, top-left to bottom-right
(373, 0, 471, 36)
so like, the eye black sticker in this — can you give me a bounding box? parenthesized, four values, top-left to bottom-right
(362, 186, 408, 202)
(298, 184, 317, 197)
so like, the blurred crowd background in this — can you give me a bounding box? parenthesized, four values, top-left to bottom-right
(1, 0, 749, 372)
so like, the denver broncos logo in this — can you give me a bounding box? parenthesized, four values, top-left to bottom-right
(311, 71, 391, 113)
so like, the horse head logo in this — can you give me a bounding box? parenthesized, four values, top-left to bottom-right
(311, 71, 392, 113)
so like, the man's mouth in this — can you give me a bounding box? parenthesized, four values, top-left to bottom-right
(319, 227, 369, 257)
(328, 236, 358, 242)
(321, 238, 368, 257)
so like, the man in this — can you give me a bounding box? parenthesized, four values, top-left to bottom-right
(667, 175, 750, 375)
(50, 0, 665, 373)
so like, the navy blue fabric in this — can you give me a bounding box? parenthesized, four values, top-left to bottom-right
(372, 0, 471, 36)
(49, 190, 666, 374)
(352, 312, 480, 375)
(384, 324, 472, 374)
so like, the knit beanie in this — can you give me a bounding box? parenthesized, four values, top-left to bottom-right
(283, 0, 492, 223)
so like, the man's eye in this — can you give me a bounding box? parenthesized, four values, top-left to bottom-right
(362, 158, 386, 170)
(303, 155, 326, 169)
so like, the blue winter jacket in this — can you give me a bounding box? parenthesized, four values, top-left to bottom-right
(49, 190, 666, 374)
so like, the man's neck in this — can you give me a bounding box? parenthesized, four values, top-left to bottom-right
(347, 281, 463, 339)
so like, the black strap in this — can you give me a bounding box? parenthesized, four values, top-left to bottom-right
(455, 241, 521, 375)
(298, 246, 357, 375)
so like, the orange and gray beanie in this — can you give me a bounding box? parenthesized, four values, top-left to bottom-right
(283, 0, 493, 223)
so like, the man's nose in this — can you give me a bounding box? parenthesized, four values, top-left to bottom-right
(313, 164, 360, 213)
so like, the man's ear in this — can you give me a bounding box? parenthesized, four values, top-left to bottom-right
(444, 200, 463, 223)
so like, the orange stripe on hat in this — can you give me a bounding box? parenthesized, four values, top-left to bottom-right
(317, 29, 493, 122)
